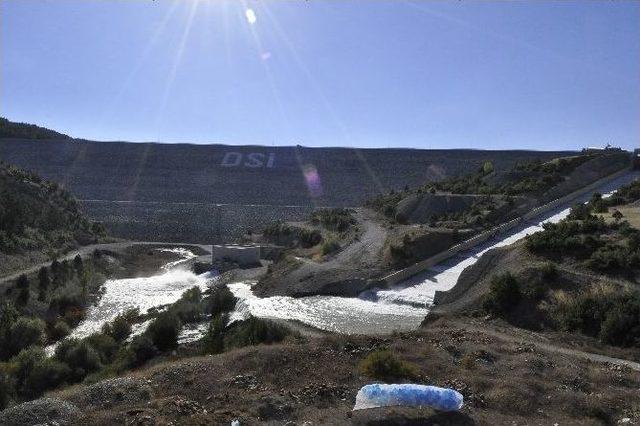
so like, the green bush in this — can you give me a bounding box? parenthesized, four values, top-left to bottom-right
(365, 191, 405, 220)
(539, 262, 558, 281)
(85, 333, 119, 364)
(227, 317, 290, 347)
(526, 216, 607, 259)
(206, 287, 237, 316)
(11, 346, 45, 391)
(310, 208, 356, 232)
(54, 338, 102, 382)
(49, 319, 71, 341)
(22, 358, 71, 398)
(358, 350, 418, 380)
(0, 365, 13, 409)
(587, 245, 639, 275)
(202, 314, 227, 355)
(599, 295, 640, 347)
(127, 335, 156, 367)
(5, 317, 46, 359)
(146, 312, 181, 351)
(567, 203, 592, 220)
(320, 238, 340, 255)
(263, 221, 322, 248)
(169, 287, 204, 323)
(101, 313, 132, 343)
(483, 273, 521, 316)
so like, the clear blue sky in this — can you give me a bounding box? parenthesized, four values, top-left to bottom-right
(1, 0, 639, 150)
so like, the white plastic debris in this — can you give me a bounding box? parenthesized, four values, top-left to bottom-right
(353, 384, 463, 411)
(231, 420, 240, 426)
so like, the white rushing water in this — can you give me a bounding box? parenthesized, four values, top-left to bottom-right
(68, 248, 212, 341)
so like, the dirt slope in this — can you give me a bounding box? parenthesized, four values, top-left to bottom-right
(3, 317, 639, 425)
(254, 209, 388, 297)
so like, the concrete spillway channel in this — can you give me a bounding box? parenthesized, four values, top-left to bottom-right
(229, 170, 640, 335)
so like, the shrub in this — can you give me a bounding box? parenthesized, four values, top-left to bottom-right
(127, 335, 156, 367)
(206, 287, 237, 316)
(599, 295, 640, 347)
(102, 313, 132, 343)
(146, 312, 181, 351)
(539, 262, 558, 281)
(54, 338, 102, 382)
(0, 365, 13, 409)
(227, 317, 290, 347)
(483, 273, 521, 316)
(202, 314, 226, 355)
(359, 350, 418, 380)
(37, 267, 50, 294)
(310, 208, 356, 232)
(169, 287, 204, 323)
(22, 358, 71, 398)
(320, 238, 340, 255)
(551, 285, 623, 339)
(85, 333, 119, 364)
(587, 244, 639, 275)
(6, 317, 46, 359)
(263, 221, 322, 248)
(567, 203, 592, 220)
(49, 319, 71, 341)
(11, 346, 45, 391)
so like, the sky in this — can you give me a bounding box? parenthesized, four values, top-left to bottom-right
(1, 0, 639, 150)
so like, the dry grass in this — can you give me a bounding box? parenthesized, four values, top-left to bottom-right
(597, 206, 640, 229)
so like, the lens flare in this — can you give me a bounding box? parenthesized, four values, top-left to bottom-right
(245, 8, 257, 25)
(302, 164, 322, 198)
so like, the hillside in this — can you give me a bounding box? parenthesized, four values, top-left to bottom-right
(2, 315, 638, 425)
(0, 161, 105, 275)
(433, 178, 640, 353)
(0, 117, 71, 140)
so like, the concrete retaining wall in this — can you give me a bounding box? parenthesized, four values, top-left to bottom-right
(378, 165, 631, 288)
(212, 245, 261, 266)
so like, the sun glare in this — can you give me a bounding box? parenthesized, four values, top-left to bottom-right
(245, 8, 257, 25)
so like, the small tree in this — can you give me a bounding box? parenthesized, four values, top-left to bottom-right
(37, 267, 49, 301)
(50, 260, 61, 288)
(612, 209, 624, 222)
(101, 314, 131, 343)
(483, 272, 522, 316)
(16, 274, 29, 306)
(16, 274, 28, 290)
(146, 312, 181, 351)
(482, 160, 495, 175)
(73, 254, 83, 276)
(202, 314, 226, 354)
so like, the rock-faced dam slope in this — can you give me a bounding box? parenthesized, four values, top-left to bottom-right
(0, 138, 571, 242)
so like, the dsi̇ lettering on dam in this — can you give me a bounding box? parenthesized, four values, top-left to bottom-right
(221, 152, 276, 168)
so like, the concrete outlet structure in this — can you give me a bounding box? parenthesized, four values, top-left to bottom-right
(212, 244, 260, 266)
